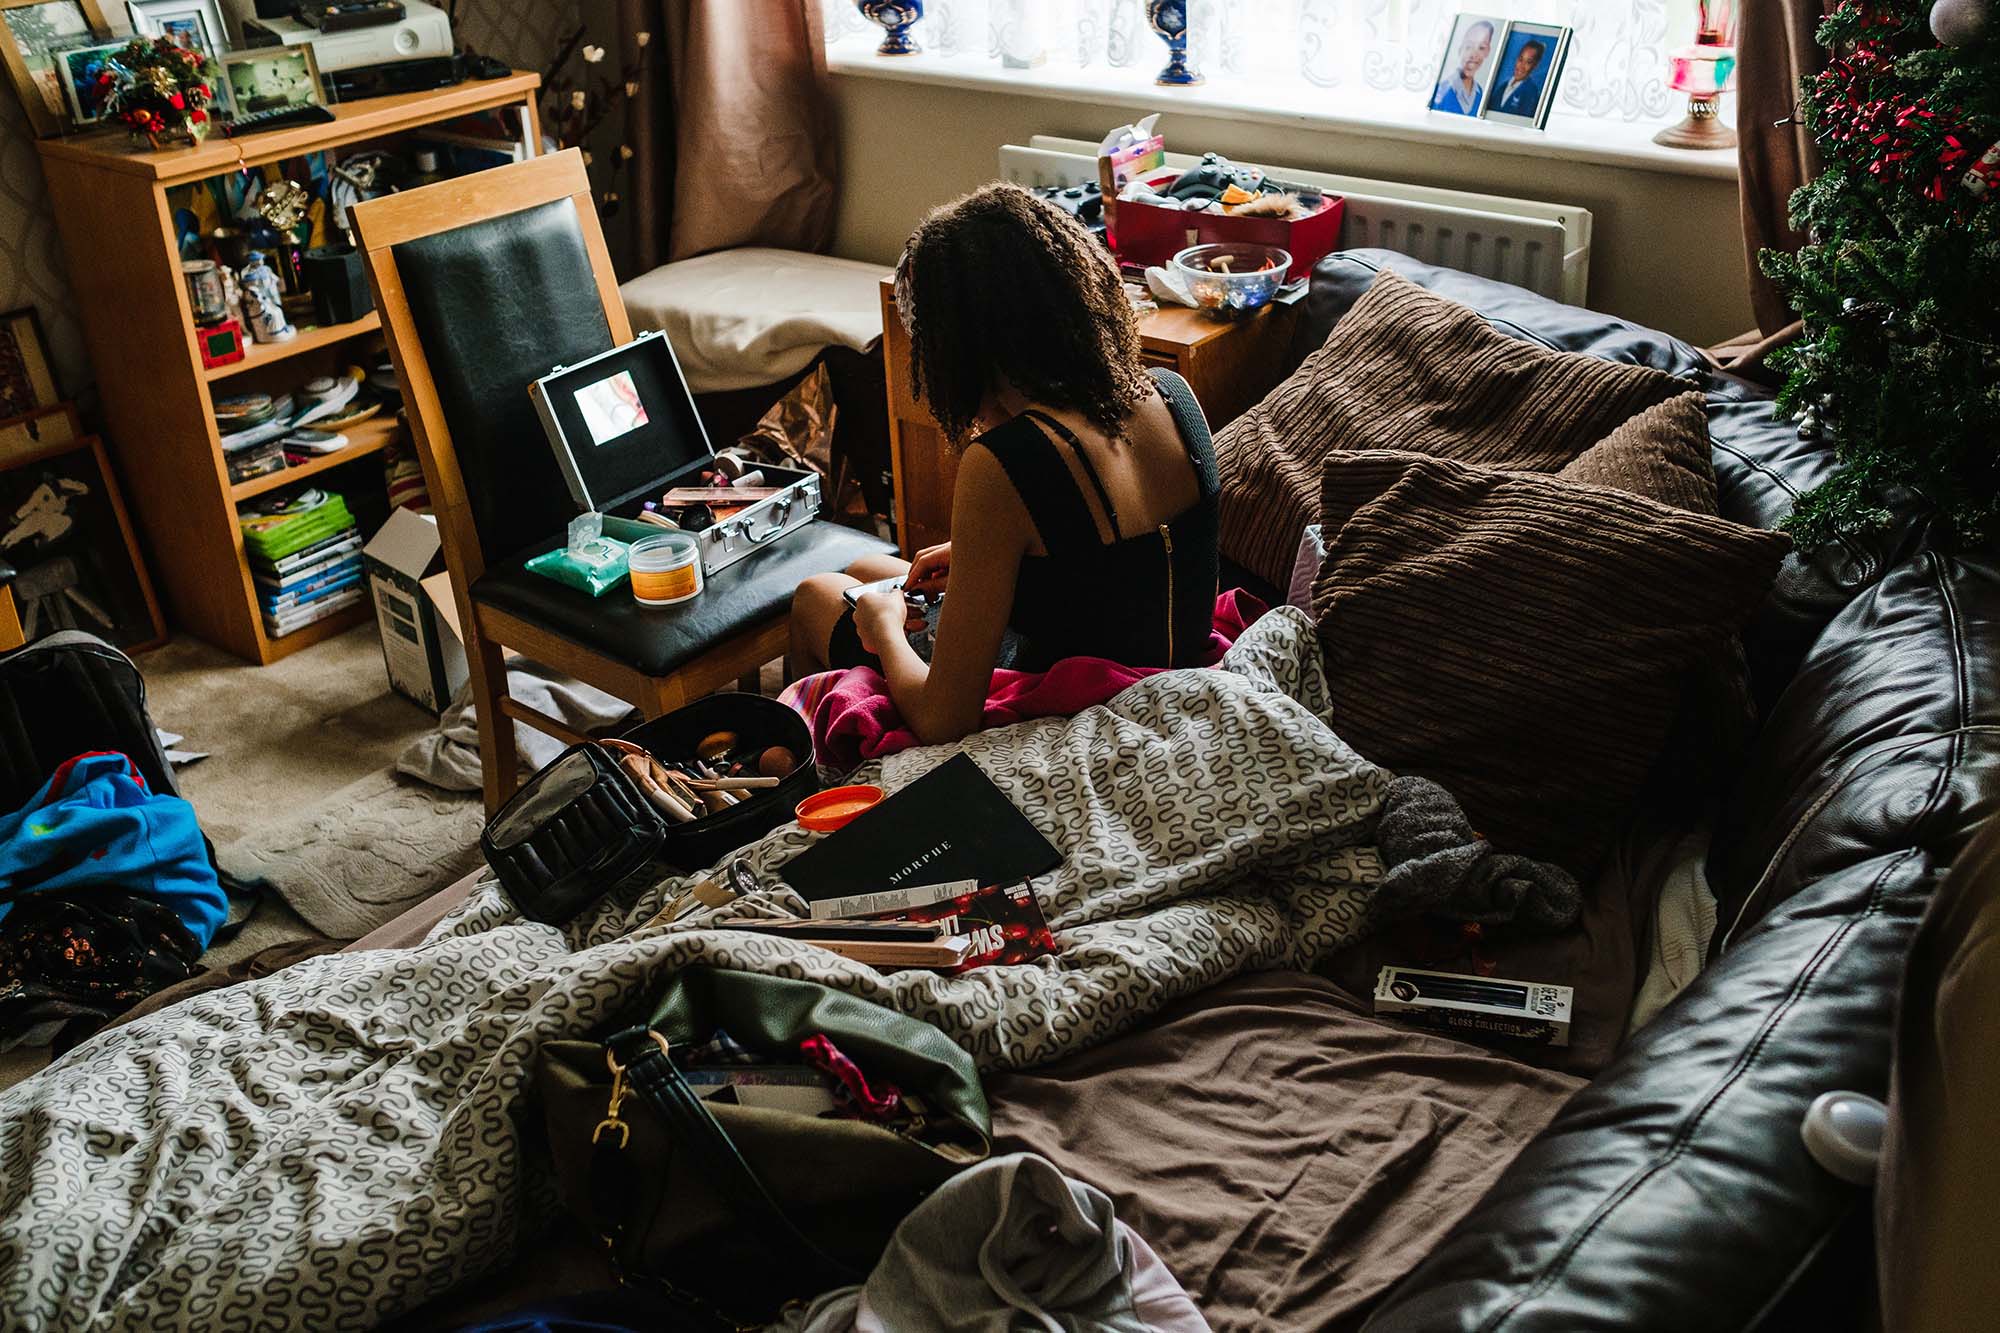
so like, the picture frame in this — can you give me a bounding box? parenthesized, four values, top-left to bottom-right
(0, 307, 58, 419)
(0, 428, 165, 650)
(125, 0, 224, 65)
(220, 43, 327, 121)
(1429, 13, 1501, 119)
(0, 402, 80, 471)
(0, 0, 110, 137)
(1480, 21, 1572, 131)
(53, 34, 123, 127)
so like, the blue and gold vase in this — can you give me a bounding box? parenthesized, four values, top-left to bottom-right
(1147, 0, 1201, 85)
(858, 0, 924, 56)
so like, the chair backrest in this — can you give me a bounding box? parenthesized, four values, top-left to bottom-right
(353, 151, 634, 590)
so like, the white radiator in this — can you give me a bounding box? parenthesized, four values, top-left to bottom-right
(999, 136, 1592, 306)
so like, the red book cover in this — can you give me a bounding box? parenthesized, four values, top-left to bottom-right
(882, 881, 1057, 974)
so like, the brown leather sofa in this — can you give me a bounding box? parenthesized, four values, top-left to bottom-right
(1280, 251, 1999, 1330)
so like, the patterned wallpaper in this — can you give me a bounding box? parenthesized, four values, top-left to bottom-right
(0, 84, 89, 405)
(0, 1, 576, 402)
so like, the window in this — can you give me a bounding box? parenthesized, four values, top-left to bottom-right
(823, 0, 1717, 135)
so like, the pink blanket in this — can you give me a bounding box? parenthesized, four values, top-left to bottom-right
(788, 590, 1268, 773)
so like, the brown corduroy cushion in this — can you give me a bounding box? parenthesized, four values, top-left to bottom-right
(1215, 270, 1691, 587)
(1556, 393, 1718, 514)
(1551, 390, 1763, 801)
(1312, 451, 1791, 876)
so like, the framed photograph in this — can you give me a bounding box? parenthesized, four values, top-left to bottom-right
(0, 431, 165, 649)
(220, 43, 326, 120)
(125, 0, 223, 64)
(0, 307, 58, 418)
(1481, 21, 1572, 131)
(54, 35, 122, 127)
(1429, 13, 1501, 118)
(0, 0, 110, 136)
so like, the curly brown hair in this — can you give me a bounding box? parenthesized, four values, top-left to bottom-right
(894, 182, 1149, 449)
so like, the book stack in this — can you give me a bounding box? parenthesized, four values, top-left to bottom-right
(770, 755, 1063, 973)
(240, 488, 365, 637)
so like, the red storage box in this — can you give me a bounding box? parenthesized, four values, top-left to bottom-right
(1108, 174, 1345, 282)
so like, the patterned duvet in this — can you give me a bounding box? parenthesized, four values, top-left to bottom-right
(0, 607, 1397, 1330)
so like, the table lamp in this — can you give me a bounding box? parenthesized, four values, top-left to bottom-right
(1655, 4, 1737, 149)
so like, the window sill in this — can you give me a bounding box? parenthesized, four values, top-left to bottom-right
(826, 41, 1739, 183)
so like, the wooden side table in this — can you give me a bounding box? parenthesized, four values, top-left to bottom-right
(880, 278, 1300, 555)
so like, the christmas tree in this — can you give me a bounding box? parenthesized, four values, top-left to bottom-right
(1761, 0, 2000, 550)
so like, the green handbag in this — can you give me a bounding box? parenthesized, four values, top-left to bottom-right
(538, 966, 990, 1324)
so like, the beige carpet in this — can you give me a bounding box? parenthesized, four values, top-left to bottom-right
(144, 624, 445, 847)
(151, 623, 490, 939)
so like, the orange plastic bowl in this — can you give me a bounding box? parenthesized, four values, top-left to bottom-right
(795, 784, 884, 832)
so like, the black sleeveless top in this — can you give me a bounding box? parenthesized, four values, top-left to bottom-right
(970, 368, 1220, 673)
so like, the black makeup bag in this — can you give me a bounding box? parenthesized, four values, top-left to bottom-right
(482, 694, 818, 924)
(481, 742, 669, 925)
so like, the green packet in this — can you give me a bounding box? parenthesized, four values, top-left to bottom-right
(525, 513, 631, 597)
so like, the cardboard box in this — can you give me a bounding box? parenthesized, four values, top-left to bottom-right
(363, 508, 467, 713)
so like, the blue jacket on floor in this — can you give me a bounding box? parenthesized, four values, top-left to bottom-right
(0, 750, 225, 948)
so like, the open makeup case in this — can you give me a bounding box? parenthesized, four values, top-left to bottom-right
(529, 330, 823, 575)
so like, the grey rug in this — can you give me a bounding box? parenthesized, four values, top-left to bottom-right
(218, 767, 486, 939)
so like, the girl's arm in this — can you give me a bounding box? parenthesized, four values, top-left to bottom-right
(853, 444, 1029, 745)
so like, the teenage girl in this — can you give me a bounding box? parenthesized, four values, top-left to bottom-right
(790, 183, 1220, 745)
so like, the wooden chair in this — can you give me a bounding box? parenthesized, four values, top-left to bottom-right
(354, 151, 889, 813)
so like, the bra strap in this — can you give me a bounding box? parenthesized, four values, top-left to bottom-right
(1021, 409, 1124, 540)
(971, 414, 1104, 557)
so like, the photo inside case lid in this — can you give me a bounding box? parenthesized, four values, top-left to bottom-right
(531, 330, 715, 514)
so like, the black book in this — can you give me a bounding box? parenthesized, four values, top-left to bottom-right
(781, 754, 1062, 917)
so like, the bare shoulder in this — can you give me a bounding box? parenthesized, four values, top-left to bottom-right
(952, 440, 1033, 535)
(955, 438, 1023, 504)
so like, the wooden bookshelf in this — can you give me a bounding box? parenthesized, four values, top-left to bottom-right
(205, 311, 383, 382)
(229, 416, 398, 501)
(38, 73, 541, 664)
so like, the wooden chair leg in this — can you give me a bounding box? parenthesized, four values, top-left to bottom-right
(468, 632, 518, 816)
(0, 589, 23, 653)
(737, 670, 761, 695)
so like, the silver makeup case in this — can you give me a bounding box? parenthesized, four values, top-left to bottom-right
(529, 329, 822, 576)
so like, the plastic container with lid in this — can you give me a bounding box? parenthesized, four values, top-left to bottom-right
(796, 785, 884, 832)
(630, 531, 704, 607)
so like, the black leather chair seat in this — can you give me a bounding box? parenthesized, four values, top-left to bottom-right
(473, 520, 892, 677)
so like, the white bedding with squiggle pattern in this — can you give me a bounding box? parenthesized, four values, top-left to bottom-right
(0, 607, 1394, 1331)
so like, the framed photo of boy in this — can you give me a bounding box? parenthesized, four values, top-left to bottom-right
(54, 35, 122, 127)
(1481, 21, 1572, 131)
(1429, 14, 1500, 118)
(0, 0, 110, 136)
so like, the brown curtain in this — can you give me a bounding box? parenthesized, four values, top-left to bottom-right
(660, 0, 839, 263)
(575, 0, 837, 276)
(1736, 1, 1837, 335)
(615, 0, 675, 275)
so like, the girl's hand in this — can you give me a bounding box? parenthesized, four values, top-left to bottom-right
(907, 542, 952, 596)
(854, 589, 922, 657)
